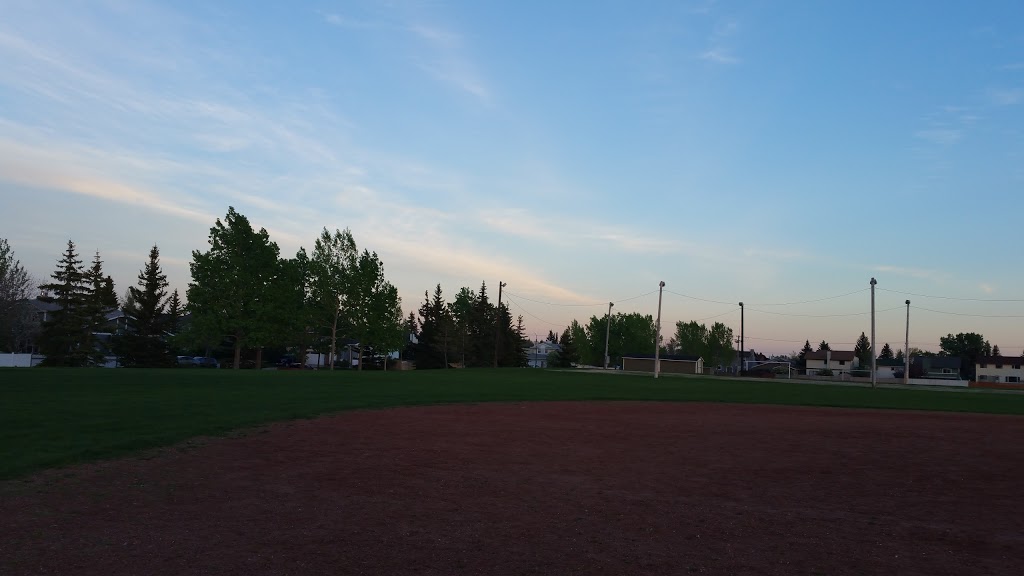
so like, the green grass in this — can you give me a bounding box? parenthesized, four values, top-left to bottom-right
(2, 367, 1023, 480)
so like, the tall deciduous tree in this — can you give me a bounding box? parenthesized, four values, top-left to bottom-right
(118, 245, 171, 367)
(187, 207, 282, 369)
(939, 332, 987, 379)
(0, 238, 35, 352)
(309, 228, 358, 370)
(348, 249, 403, 370)
(38, 241, 92, 366)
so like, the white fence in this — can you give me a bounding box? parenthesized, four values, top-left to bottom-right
(0, 353, 44, 368)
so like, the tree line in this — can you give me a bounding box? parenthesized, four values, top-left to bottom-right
(1, 207, 407, 369)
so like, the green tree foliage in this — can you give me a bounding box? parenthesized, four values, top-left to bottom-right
(187, 207, 282, 369)
(569, 320, 590, 366)
(669, 320, 734, 368)
(117, 245, 171, 367)
(939, 332, 988, 379)
(348, 249, 403, 370)
(448, 287, 477, 367)
(553, 326, 578, 368)
(0, 238, 35, 352)
(415, 285, 449, 369)
(798, 340, 813, 370)
(817, 340, 831, 352)
(895, 348, 904, 361)
(878, 342, 894, 360)
(38, 241, 93, 366)
(992, 345, 1001, 357)
(583, 312, 656, 368)
(854, 332, 872, 366)
(309, 228, 358, 370)
(166, 289, 183, 335)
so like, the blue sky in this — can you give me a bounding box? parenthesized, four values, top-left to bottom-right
(2, 0, 1023, 355)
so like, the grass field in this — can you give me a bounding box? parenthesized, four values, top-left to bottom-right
(3, 367, 1024, 480)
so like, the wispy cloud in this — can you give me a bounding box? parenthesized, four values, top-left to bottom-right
(699, 49, 739, 64)
(979, 283, 996, 294)
(697, 14, 741, 65)
(989, 88, 1022, 106)
(873, 265, 948, 282)
(915, 129, 962, 145)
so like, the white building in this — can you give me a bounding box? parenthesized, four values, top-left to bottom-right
(975, 356, 1024, 384)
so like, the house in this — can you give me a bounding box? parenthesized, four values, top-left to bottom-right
(975, 356, 1024, 384)
(621, 354, 704, 375)
(875, 358, 906, 379)
(911, 356, 962, 380)
(804, 350, 858, 375)
(526, 340, 561, 368)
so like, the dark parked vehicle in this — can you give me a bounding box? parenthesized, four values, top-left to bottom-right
(192, 356, 219, 368)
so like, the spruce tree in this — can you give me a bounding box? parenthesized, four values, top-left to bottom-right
(82, 251, 114, 365)
(854, 332, 872, 367)
(119, 245, 171, 367)
(166, 289, 183, 334)
(878, 342, 894, 360)
(992, 345, 1001, 357)
(798, 340, 813, 370)
(38, 241, 91, 366)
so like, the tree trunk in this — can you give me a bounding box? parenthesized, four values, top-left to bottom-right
(358, 345, 363, 371)
(233, 338, 242, 370)
(255, 347, 262, 370)
(329, 305, 339, 371)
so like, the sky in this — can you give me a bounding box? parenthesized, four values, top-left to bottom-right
(2, 0, 1023, 356)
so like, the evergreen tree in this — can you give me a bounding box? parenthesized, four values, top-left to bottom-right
(555, 326, 578, 368)
(854, 332, 872, 367)
(895, 348, 904, 361)
(414, 285, 448, 369)
(993, 345, 1001, 357)
(402, 310, 419, 361)
(798, 340, 813, 370)
(166, 289, 183, 334)
(118, 245, 171, 367)
(469, 281, 494, 367)
(38, 241, 91, 366)
(878, 342, 894, 360)
(449, 287, 477, 368)
(514, 315, 529, 367)
(546, 330, 558, 343)
(82, 251, 113, 365)
(817, 340, 831, 352)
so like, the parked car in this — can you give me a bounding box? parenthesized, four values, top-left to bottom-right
(176, 356, 194, 366)
(192, 356, 219, 368)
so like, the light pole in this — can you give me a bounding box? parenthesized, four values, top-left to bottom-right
(870, 277, 877, 389)
(738, 302, 745, 374)
(904, 299, 911, 386)
(603, 301, 614, 369)
(654, 281, 665, 379)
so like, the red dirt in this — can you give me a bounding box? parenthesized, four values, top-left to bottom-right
(2, 402, 1023, 575)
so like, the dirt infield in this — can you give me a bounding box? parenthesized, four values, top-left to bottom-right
(2, 402, 1023, 575)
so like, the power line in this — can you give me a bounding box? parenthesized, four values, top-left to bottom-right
(750, 288, 869, 306)
(911, 305, 1024, 318)
(503, 294, 565, 328)
(879, 287, 1024, 303)
(664, 290, 735, 306)
(503, 291, 605, 307)
(614, 289, 659, 304)
(693, 307, 740, 322)
(746, 305, 904, 318)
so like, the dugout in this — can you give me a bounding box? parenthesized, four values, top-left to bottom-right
(621, 354, 704, 375)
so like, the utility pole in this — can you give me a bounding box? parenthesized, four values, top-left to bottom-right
(738, 302, 745, 374)
(493, 281, 506, 369)
(904, 299, 911, 386)
(654, 281, 665, 379)
(870, 277, 877, 389)
(603, 301, 614, 369)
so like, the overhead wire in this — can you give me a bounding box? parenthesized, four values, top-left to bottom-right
(879, 287, 1024, 303)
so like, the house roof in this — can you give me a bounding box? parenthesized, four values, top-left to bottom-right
(805, 350, 855, 362)
(623, 354, 702, 362)
(977, 356, 1023, 366)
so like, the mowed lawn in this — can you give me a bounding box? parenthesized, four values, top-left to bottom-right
(3, 367, 1024, 480)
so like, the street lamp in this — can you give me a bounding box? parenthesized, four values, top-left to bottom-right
(654, 281, 665, 379)
(603, 301, 614, 369)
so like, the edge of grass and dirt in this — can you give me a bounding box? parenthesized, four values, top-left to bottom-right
(3, 367, 1024, 480)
